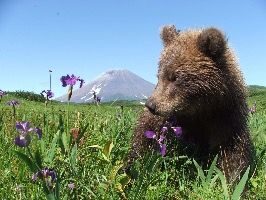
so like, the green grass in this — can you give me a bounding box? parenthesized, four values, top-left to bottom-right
(0, 88, 265, 199)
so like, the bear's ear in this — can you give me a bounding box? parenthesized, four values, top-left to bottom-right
(197, 28, 226, 59)
(160, 25, 180, 46)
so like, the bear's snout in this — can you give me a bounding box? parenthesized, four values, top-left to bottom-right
(145, 98, 157, 114)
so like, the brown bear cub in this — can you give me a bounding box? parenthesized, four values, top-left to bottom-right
(127, 25, 254, 184)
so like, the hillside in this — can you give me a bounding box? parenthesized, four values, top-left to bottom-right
(247, 85, 266, 110)
(56, 69, 155, 103)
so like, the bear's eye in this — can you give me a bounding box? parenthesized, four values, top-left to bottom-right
(168, 74, 176, 82)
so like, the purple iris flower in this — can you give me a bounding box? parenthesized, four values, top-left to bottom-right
(42, 168, 57, 182)
(158, 135, 165, 144)
(158, 135, 166, 156)
(60, 74, 84, 88)
(79, 79, 85, 88)
(172, 126, 182, 138)
(32, 167, 57, 186)
(60, 75, 69, 87)
(68, 182, 75, 190)
(14, 121, 42, 147)
(0, 89, 6, 97)
(14, 134, 31, 147)
(65, 74, 78, 86)
(16, 121, 34, 133)
(144, 121, 182, 156)
(41, 90, 54, 99)
(144, 131, 167, 156)
(47, 90, 54, 98)
(35, 127, 42, 139)
(161, 126, 168, 133)
(144, 131, 156, 139)
(7, 100, 19, 106)
(159, 144, 166, 156)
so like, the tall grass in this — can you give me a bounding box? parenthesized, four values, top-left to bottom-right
(0, 92, 265, 199)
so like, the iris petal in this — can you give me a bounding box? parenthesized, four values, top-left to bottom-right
(160, 144, 166, 156)
(14, 135, 31, 147)
(172, 127, 182, 138)
(144, 131, 156, 139)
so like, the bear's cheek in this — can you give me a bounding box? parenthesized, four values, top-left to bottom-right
(167, 82, 179, 98)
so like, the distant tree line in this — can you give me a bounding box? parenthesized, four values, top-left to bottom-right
(7, 90, 46, 102)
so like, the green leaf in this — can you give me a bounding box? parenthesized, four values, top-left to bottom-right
(77, 122, 89, 142)
(117, 174, 131, 190)
(109, 162, 124, 182)
(102, 140, 114, 159)
(193, 159, 206, 183)
(43, 113, 47, 127)
(88, 144, 103, 149)
(62, 132, 70, 152)
(55, 173, 60, 199)
(82, 186, 97, 198)
(0, 113, 3, 131)
(46, 193, 56, 200)
(70, 143, 77, 172)
(146, 153, 161, 173)
(115, 183, 127, 199)
(14, 150, 37, 172)
(232, 166, 250, 200)
(46, 131, 59, 163)
(57, 114, 64, 133)
(206, 155, 218, 184)
(210, 174, 219, 188)
(215, 167, 230, 199)
(34, 148, 42, 169)
(40, 139, 46, 155)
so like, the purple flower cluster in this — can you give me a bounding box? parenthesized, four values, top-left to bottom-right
(14, 121, 42, 147)
(0, 89, 6, 97)
(7, 100, 19, 106)
(41, 90, 54, 99)
(60, 74, 84, 88)
(144, 123, 182, 157)
(249, 101, 256, 114)
(68, 182, 75, 190)
(145, 131, 167, 156)
(32, 167, 57, 187)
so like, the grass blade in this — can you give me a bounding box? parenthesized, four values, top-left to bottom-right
(215, 167, 230, 199)
(206, 155, 218, 184)
(232, 166, 250, 200)
(14, 150, 38, 172)
(193, 159, 206, 183)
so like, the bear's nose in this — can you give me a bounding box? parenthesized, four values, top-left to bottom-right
(145, 98, 156, 113)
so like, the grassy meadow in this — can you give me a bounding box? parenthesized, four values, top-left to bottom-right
(0, 86, 265, 200)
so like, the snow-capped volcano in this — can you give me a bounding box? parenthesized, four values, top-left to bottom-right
(56, 69, 155, 103)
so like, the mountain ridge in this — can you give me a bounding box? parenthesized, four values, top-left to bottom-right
(56, 69, 155, 103)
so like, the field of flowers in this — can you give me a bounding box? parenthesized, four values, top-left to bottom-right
(0, 84, 265, 199)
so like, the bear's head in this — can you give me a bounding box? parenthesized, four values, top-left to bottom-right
(145, 25, 244, 120)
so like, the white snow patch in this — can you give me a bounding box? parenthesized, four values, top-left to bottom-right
(91, 83, 102, 94)
(84, 96, 94, 101)
(139, 101, 145, 105)
(142, 94, 148, 99)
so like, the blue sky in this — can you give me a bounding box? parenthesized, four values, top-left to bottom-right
(0, 0, 265, 97)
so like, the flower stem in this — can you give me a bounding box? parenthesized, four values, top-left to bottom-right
(12, 105, 16, 119)
(26, 146, 41, 171)
(67, 100, 69, 133)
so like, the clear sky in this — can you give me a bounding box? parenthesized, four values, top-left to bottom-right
(0, 0, 265, 97)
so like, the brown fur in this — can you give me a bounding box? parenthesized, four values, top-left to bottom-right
(127, 25, 254, 184)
